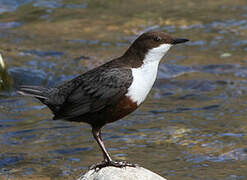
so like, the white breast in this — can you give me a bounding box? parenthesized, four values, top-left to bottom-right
(126, 44, 172, 105)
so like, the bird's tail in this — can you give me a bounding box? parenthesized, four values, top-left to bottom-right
(18, 85, 62, 117)
(17, 85, 50, 100)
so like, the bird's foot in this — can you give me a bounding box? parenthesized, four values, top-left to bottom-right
(89, 160, 138, 171)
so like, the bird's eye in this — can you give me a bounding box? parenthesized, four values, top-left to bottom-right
(154, 36, 162, 42)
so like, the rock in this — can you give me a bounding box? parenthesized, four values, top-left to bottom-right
(78, 166, 167, 180)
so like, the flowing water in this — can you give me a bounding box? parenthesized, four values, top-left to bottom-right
(0, 0, 247, 179)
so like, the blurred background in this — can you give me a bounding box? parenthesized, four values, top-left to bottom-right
(0, 0, 247, 179)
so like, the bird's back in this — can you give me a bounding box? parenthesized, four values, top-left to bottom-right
(18, 60, 134, 125)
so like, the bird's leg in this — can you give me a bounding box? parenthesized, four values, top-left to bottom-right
(98, 129, 108, 162)
(90, 127, 138, 170)
(92, 127, 112, 163)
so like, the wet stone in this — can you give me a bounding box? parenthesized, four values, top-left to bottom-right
(78, 166, 167, 180)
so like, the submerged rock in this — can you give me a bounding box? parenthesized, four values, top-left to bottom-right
(78, 166, 167, 180)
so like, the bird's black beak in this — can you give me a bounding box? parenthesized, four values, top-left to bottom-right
(172, 38, 189, 45)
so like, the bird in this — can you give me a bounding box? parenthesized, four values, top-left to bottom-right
(18, 31, 189, 169)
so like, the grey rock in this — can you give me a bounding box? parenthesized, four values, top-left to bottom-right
(78, 166, 167, 180)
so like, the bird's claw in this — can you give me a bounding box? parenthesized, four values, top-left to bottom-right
(89, 160, 138, 171)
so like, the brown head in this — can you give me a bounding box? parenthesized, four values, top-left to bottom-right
(122, 31, 189, 67)
(135, 31, 187, 49)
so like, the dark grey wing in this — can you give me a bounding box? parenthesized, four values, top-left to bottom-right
(53, 68, 133, 119)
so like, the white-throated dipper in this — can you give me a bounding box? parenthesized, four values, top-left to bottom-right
(18, 31, 189, 169)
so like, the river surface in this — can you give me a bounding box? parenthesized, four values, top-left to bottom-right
(0, 0, 247, 179)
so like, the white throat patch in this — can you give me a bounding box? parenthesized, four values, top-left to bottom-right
(126, 44, 172, 105)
